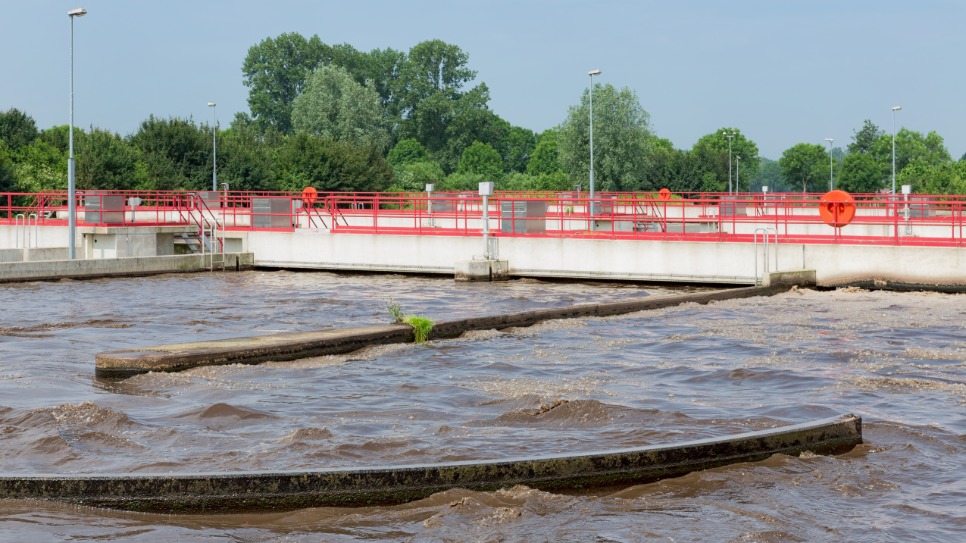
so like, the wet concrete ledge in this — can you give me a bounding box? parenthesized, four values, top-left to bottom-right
(0, 414, 861, 513)
(0, 253, 254, 284)
(95, 285, 787, 378)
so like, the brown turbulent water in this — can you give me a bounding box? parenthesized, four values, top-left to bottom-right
(0, 271, 963, 542)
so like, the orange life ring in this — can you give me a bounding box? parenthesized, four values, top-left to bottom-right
(658, 188, 672, 201)
(301, 186, 318, 206)
(819, 190, 856, 227)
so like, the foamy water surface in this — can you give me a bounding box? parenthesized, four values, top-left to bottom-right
(0, 271, 963, 542)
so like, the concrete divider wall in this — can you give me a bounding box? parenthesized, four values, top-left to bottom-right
(95, 286, 787, 378)
(0, 414, 861, 513)
(0, 253, 254, 283)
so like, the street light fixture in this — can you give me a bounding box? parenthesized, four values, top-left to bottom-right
(825, 138, 834, 191)
(588, 68, 601, 228)
(891, 105, 902, 194)
(724, 131, 735, 194)
(208, 102, 217, 191)
(67, 7, 87, 260)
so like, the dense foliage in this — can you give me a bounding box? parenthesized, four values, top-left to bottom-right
(2, 33, 963, 196)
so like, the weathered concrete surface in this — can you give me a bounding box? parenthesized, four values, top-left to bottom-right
(454, 259, 510, 281)
(0, 414, 861, 513)
(96, 324, 416, 378)
(96, 285, 788, 377)
(0, 253, 255, 284)
(765, 270, 817, 288)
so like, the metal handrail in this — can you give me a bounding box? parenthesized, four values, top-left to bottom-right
(2, 190, 965, 247)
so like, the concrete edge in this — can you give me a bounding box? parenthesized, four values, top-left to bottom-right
(765, 270, 817, 288)
(95, 285, 787, 378)
(0, 253, 255, 284)
(0, 414, 861, 513)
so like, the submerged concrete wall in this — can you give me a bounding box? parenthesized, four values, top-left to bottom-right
(96, 286, 787, 378)
(0, 414, 861, 513)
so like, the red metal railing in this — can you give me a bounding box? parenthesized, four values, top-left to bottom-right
(2, 190, 964, 247)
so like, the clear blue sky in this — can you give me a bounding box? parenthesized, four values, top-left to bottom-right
(2, 0, 963, 160)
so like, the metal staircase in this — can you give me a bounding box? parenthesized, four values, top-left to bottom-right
(175, 194, 225, 271)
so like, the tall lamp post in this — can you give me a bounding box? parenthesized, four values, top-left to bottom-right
(67, 7, 87, 260)
(725, 132, 735, 194)
(208, 102, 217, 191)
(825, 137, 834, 191)
(891, 105, 902, 194)
(736, 155, 741, 192)
(588, 68, 601, 228)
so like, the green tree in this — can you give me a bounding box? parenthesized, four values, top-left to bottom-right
(274, 133, 392, 192)
(865, 128, 952, 191)
(38, 125, 70, 154)
(0, 108, 39, 151)
(399, 81, 504, 174)
(438, 171, 485, 192)
(440, 85, 508, 173)
(898, 159, 966, 195)
(387, 138, 442, 192)
(129, 116, 210, 190)
(457, 141, 503, 178)
(389, 160, 445, 192)
(395, 40, 488, 169)
(779, 143, 828, 193)
(360, 47, 407, 127)
(500, 171, 572, 191)
(749, 158, 788, 193)
(922, 161, 966, 194)
(12, 139, 65, 192)
(0, 142, 16, 193)
(387, 138, 429, 167)
(398, 39, 476, 115)
(527, 130, 562, 176)
(500, 126, 537, 174)
(690, 129, 760, 193)
(557, 83, 652, 191)
(242, 32, 327, 134)
(292, 64, 390, 151)
(75, 128, 139, 190)
(847, 119, 884, 155)
(217, 124, 275, 191)
(839, 152, 883, 193)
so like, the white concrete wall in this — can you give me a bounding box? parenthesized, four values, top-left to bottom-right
(3, 223, 963, 287)
(246, 229, 966, 287)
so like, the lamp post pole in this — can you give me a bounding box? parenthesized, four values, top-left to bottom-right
(67, 7, 87, 260)
(725, 132, 735, 194)
(825, 138, 834, 191)
(891, 106, 902, 194)
(588, 69, 601, 229)
(736, 155, 741, 192)
(208, 102, 217, 191)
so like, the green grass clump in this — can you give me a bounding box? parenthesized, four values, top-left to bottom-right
(403, 315, 434, 343)
(387, 297, 434, 343)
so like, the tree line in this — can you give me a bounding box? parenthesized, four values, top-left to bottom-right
(1, 33, 964, 196)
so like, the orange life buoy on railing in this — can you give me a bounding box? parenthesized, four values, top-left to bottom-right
(658, 188, 672, 201)
(301, 186, 318, 206)
(819, 189, 856, 227)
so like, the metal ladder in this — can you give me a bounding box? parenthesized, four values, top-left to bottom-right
(753, 227, 778, 285)
(14, 213, 38, 249)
